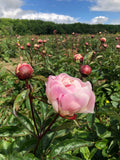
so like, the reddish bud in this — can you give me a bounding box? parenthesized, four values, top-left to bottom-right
(31, 38, 34, 41)
(27, 43, 31, 47)
(103, 43, 107, 48)
(38, 39, 43, 43)
(100, 37, 106, 43)
(85, 42, 88, 46)
(20, 46, 24, 50)
(115, 37, 119, 40)
(15, 63, 33, 80)
(53, 30, 57, 34)
(72, 32, 75, 35)
(80, 65, 91, 76)
(91, 35, 94, 38)
(43, 40, 47, 43)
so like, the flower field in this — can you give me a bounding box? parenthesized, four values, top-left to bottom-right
(0, 32, 120, 160)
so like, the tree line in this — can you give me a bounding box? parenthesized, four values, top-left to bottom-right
(0, 18, 120, 36)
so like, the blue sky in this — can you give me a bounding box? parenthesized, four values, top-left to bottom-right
(1, 0, 120, 24)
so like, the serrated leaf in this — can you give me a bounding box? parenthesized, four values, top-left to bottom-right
(13, 89, 30, 116)
(50, 139, 94, 158)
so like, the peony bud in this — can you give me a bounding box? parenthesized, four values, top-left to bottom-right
(102, 43, 107, 48)
(80, 65, 91, 76)
(20, 46, 24, 50)
(38, 39, 43, 43)
(74, 54, 83, 62)
(15, 63, 33, 80)
(91, 35, 94, 38)
(100, 37, 106, 43)
(85, 42, 89, 46)
(27, 43, 31, 47)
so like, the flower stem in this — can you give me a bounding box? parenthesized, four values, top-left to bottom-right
(33, 113, 59, 154)
(26, 80, 39, 136)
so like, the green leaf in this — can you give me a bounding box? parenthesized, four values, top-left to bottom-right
(14, 112, 34, 132)
(32, 75, 48, 82)
(0, 154, 6, 160)
(95, 139, 108, 150)
(89, 148, 98, 159)
(97, 107, 120, 122)
(56, 154, 82, 160)
(111, 101, 118, 108)
(0, 125, 29, 137)
(80, 146, 90, 160)
(11, 136, 37, 153)
(87, 114, 95, 129)
(0, 139, 11, 155)
(13, 89, 30, 116)
(83, 51, 94, 64)
(7, 152, 39, 160)
(110, 93, 120, 102)
(52, 121, 75, 131)
(23, 153, 39, 160)
(41, 102, 48, 123)
(40, 132, 56, 152)
(50, 139, 94, 158)
(95, 123, 112, 139)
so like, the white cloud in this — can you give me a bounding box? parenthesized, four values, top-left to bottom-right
(90, 0, 120, 12)
(21, 12, 77, 24)
(0, 0, 23, 9)
(110, 19, 120, 25)
(91, 16, 108, 24)
(0, 0, 77, 24)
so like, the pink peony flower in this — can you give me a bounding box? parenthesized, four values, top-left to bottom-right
(45, 73, 95, 119)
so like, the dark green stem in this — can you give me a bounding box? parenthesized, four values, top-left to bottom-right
(33, 113, 59, 154)
(26, 80, 39, 136)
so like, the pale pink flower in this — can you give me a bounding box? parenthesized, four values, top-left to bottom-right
(45, 73, 95, 119)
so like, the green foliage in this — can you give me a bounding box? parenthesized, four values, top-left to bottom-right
(1, 18, 120, 36)
(0, 32, 120, 160)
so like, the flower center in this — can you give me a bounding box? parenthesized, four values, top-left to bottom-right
(61, 76, 74, 87)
